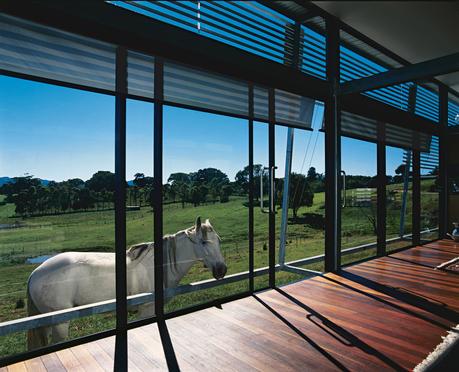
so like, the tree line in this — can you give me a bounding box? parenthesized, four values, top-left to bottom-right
(1, 162, 433, 218)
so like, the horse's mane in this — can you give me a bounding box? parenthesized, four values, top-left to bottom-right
(164, 233, 179, 277)
(126, 242, 151, 261)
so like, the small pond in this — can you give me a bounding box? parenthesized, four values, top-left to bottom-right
(26, 255, 54, 264)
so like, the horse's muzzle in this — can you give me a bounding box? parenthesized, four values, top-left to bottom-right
(213, 262, 227, 280)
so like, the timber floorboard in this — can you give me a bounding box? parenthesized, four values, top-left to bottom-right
(4, 240, 459, 371)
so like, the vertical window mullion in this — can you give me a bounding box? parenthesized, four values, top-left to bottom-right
(324, 18, 340, 272)
(153, 58, 164, 317)
(248, 83, 254, 293)
(268, 87, 275, 288)
(114, 46, 128, 372)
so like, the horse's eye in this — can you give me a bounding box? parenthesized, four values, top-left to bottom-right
(202, 240, 207, 245)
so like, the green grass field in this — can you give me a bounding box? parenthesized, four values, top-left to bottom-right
(0, 180, 439, 357)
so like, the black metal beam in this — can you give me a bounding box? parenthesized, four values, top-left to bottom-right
(377, 122, 386, 256)
(324, 18, 340, 272)
(341, 52, 459, 95)
(300, 13, 457, 108)
(261, 0, 320, 23)
(1, 0, 447, 131)
(341, 93, 439, 136)
(439, 86, 448, 237)
(114, 46, 128, 372)
(292, 1, 459, 100)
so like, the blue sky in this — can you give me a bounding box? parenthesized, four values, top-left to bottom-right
(0, 75, 405, 183)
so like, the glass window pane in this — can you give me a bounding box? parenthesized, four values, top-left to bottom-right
(386, 146, 413, 251)
(126, 99, 155, 322)
(0, 76, 115, 357)
(341, 137, 377, 265)
(162, 106, 249, 313)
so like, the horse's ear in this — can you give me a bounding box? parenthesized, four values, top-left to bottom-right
(205, 218, 210, 225)
(195, 216, 201, 231)
(127, 243, 149, 261)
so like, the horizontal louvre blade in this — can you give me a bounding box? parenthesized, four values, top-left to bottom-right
(341, 111, 378, 141)
(127, 51, 154, 99)
(164, 61, 248, 116)
(254, 86, 269, 121)
(341, 111, 432, 152)
(0, 14, 116, 91)
(275, 89, 315, 128)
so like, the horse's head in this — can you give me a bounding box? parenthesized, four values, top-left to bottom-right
(187, 217, 227, 280)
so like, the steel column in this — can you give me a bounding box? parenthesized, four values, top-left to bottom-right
(324, 18, 340, 272)
(154, 58, 180, 371)
(439, 86, 448, 237)
(114, 46, 128, 372)
(153, 58, 164, 317)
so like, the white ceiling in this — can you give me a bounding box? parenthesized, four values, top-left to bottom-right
(313, 1, 459, 92)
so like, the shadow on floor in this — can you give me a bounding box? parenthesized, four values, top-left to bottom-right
(322, 274, 450, 330)
(339, 270, 459, 324)
(252, 294, 351, 371)
(273, 288, 406, 371)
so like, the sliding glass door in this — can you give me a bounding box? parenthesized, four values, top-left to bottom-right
(252, 98, 325, 289)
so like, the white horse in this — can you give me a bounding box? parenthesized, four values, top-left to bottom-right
(27, 217, 226, 350)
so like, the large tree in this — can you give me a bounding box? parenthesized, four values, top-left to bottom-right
(190, 168, 229, 186)
(86, 171, 115, 192)
(276, 173, 314, 219)
(133, 173, 146, 188)
(234, 164, 265, 200)
(167, 173, 190, 185)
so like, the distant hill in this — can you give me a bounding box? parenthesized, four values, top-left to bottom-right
(0, 177, 51, 186)
(0, 177, 11, 186)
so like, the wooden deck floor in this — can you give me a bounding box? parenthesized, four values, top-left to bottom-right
(3, 240, 459, 371)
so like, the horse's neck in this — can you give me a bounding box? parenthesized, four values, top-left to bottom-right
(163, 233, 197, 288)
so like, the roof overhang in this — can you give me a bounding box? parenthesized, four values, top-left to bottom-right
(313, 1, 459, 93)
